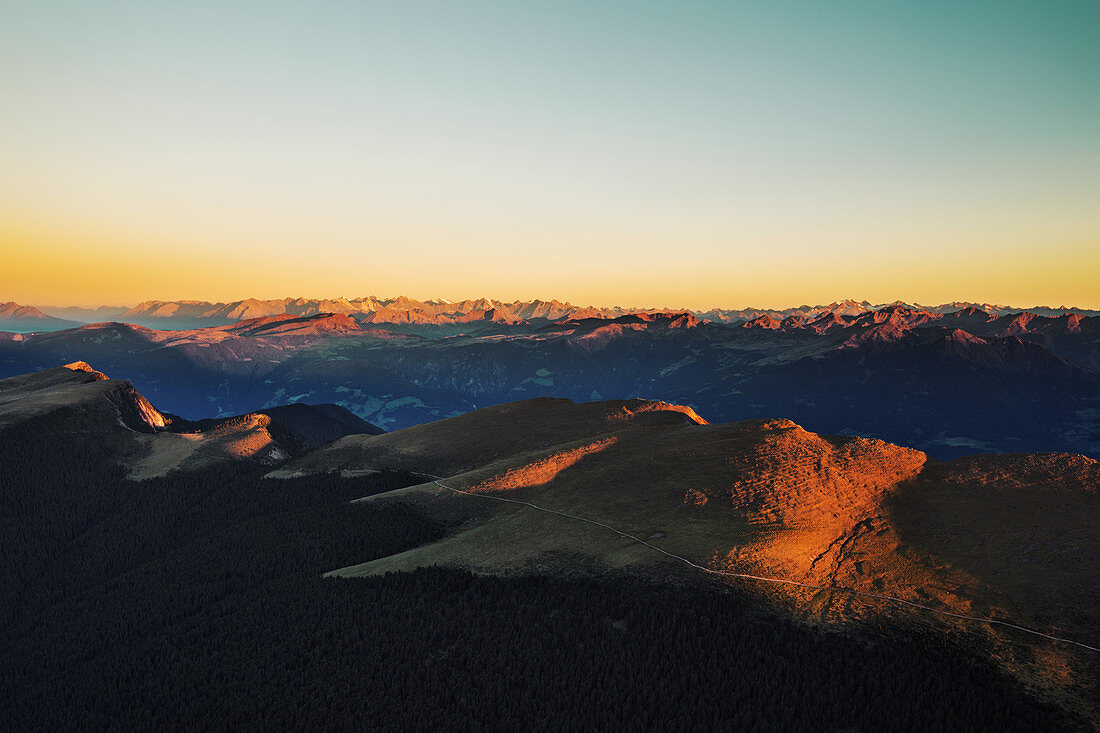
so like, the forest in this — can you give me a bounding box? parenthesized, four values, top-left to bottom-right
(0, 409, 1079, 731)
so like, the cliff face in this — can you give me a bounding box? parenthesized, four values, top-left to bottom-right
(0, 364, 383, 479)
(102, 380, 169, 432)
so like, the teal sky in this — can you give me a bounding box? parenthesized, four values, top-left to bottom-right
(2, 1, 1098, 308)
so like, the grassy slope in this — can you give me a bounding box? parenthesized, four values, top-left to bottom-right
(276, 396, 1100, 720)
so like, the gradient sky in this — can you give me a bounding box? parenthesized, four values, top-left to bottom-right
(2, 0, 1098, 309)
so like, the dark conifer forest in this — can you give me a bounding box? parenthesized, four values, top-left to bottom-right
(0, 410, 1078, 730)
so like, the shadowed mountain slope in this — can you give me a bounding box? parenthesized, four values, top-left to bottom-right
(274, 396, 706, 479)
(0, 415, 1067, 732)
(0, 361, 168, 433)
(0, 363, 1094, 725)
(275, 397, 1100, 719)
(0, 364, 382, 477)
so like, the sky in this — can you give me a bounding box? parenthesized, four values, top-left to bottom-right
(1, 0, 1098, 309)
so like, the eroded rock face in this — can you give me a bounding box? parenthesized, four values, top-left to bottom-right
(691, 420, 930, 591)
(719, 422, 927, 528)
(58, 362, 169, 433)
(102, 381, 169, 432)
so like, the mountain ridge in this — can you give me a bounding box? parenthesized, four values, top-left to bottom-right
(0, 363, 383, 477)
(0, 302, 83, 333)
(1, 305, 1096, 457)
(13, 296, 1097, 332)
(269, 395, 1100, 718)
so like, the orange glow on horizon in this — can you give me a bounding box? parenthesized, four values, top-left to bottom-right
(4, 207, 1098, 312)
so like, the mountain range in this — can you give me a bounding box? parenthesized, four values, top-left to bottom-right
(1, 362, 1096, 726)
(1, 303, 1096, 460)
(1, 296, 1093, 333)
(0, 302, 83, 333)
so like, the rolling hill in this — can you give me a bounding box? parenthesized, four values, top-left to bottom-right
(275, 396, 1100, 720)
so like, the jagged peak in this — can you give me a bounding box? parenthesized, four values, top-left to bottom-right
(741, 314, 782, 329)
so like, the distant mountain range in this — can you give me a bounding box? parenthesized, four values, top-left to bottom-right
(0, 302, 83, 333)
(1, 304, 1096, 459)
(2, 296, 1091, 333)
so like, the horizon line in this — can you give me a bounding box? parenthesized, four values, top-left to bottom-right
(20, 295, 1099, 314)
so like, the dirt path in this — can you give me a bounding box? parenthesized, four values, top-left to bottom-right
(428, 477, 1100, 653)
